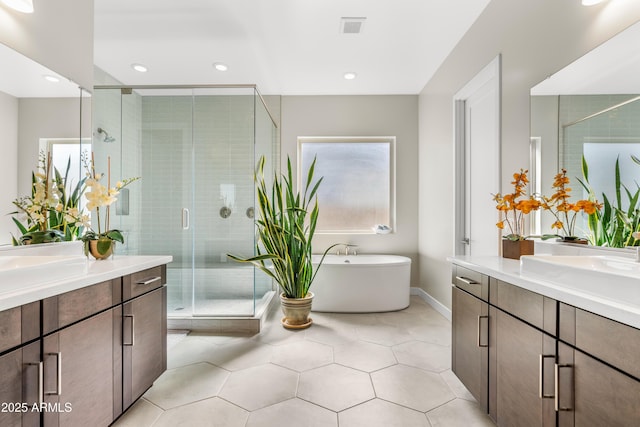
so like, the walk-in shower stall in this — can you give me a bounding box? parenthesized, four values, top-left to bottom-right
(92, 86, 278, 324)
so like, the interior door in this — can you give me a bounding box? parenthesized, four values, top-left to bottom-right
(455, 56, 501, 256)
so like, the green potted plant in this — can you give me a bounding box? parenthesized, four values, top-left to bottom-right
(228, 155, 338, 329)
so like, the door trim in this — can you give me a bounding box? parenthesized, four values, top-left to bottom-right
(453, 55, 501, 256)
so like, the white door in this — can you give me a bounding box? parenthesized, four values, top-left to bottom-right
(454, 56, 501, 256)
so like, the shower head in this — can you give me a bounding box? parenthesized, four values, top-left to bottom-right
(97, 127, 116, 143)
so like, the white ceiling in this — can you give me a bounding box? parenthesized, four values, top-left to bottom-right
(93, 0, 492, 95)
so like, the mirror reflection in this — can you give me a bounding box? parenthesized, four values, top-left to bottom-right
(530, 20, 640, 246)
(0, 42, 91, 246)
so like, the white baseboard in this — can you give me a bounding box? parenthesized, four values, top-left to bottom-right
(410, 287, 451, 321)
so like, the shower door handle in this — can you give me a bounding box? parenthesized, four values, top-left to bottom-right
(182, 208, 190, 230)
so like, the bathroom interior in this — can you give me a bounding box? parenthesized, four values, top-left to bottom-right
(1, 0, 640, 426)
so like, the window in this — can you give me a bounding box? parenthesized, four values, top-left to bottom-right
(40, 138, 91, 212)
(298, 136, 395, 234)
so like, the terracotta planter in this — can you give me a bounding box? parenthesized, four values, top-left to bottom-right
(502, 239, 534, 260)
(87, 239, 114, 260)
(280, 292, 314, 329)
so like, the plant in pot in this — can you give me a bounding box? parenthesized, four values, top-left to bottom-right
(228, 155, 338, 329)
(540, 168, 602, 244)
(11, 151, 87, 245)
(79, 153, 139, 260)
(493, 169, 541, 259)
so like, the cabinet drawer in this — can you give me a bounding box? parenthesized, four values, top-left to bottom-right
(560, 304, 640, 379)
(0, 302, 39, 353)
(43, 279, 121, 334)
(452, 265, 489, 301)
(490, 279, 556, 336)
(123, 265, 166, 301)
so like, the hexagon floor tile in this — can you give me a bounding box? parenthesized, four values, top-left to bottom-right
(116, 296, 494, 426)
(371, 364, 456, 412)
(298, 364, 375, 411)
(143, 362, 229, 410)
(339, 398, 430, 427)
(271, 339, 334, 372)
(246, 398, 338, 427)
(219, 363, 298, 411)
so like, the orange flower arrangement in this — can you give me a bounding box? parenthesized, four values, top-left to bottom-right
(541, 168, 602, 239)
(493, 169, 541, 241)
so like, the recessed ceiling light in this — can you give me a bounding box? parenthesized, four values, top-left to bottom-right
(344, 72, 357, 80)
(131, 63, 148, 73)
(1, 0, 34, 13)
(213, 63, 228, 72)
(582, 0, 605, 5)
(43, 75, 60, 83)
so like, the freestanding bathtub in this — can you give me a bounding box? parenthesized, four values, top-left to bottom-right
(310, 254, 411, 313)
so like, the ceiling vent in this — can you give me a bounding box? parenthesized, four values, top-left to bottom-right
(340, 17, 366, 34)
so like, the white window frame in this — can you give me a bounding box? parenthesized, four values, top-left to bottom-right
(297, 136, 396, 234)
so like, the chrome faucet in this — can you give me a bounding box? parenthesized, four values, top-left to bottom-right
(345, 244, 358, 256)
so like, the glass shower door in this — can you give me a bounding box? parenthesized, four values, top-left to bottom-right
(191, 88, 257, 316)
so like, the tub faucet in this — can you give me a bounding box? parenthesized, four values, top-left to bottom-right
(345, 244, 358, 256)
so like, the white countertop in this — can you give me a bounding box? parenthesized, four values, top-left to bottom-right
(0, 255, 172, 311)
(449, 255, 640, 330)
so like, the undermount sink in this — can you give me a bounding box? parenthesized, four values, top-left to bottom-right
(520, 255, 640, 306)
(0, 255, 87, 295)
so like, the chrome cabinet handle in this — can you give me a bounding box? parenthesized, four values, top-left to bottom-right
(555, 363, 573, 411)
(136, 276, 161, 286)
(455, 276, 479, 286)
(477, 315, 489, 347)
(123, 314, 135, 346)
(46, 352, 62, 396)
(29, 362, 44, 405)
(539, 354, 555, 399)
(182, 208, 190, 230)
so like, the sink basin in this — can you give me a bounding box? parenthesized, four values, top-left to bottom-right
(0, 256, 87, 295)
(520, 255, 640, 305)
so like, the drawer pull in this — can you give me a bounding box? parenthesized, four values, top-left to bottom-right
(136, 276, 161, 286)
(455, 276, 479, 286)
(477, 315, 489, 347)
(539, 354, 555, 399)
(123, 314, 135, 346)
(45, 352, 62, 396)
(555, 363, 573, 411)
(29, 361, 44, 405)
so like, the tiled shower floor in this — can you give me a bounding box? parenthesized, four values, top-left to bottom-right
(113, 296, 495, 427)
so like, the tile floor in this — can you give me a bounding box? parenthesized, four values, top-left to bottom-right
(113, 296, 495, 427)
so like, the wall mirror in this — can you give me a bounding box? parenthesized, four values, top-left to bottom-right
(0, 42, 91, 246)
(530, 20, 640, 237)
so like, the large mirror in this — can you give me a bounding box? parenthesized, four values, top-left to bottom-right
(0, 42, 91, 246)
(530, 20, 640, 244)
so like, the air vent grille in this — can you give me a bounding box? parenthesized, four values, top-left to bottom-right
(340, 17, 366, 34)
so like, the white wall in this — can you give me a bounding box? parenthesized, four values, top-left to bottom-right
(281, 95, 419, 284)
(418, 0, 640, 309)
(0, 92, 18, 245)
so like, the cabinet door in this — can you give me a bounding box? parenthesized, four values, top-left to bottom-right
(558, 342, 640, 427)
(122, 286, 167, 410)
(42, 309, 116, 427)
(452, 286, 489, 411)
(492, 308, 555, 427)
(0, 342, 40, 427)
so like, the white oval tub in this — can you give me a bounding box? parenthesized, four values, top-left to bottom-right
(310, 254, 411, 313)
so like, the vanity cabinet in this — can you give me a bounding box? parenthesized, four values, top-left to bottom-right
(451, 266, 489, 411)
(122, 266, 167, 410)
(0, 261, 168, 427)
(0, 303, 41, 427)
(452, 261, 640, 427)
